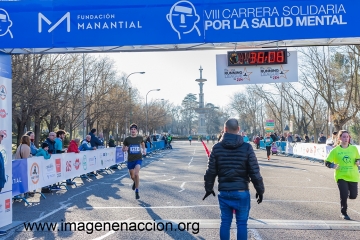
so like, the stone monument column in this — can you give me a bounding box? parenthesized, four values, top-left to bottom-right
(195, 66, 208, 135)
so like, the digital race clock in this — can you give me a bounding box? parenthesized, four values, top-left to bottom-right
(228, 49, 288, 66)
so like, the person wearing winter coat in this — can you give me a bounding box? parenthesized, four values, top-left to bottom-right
(26, 131, 38, 156)
(203, 119, 264, 240)
(79, 135, 96, 151)
(67, 139, 80, 153)
(15, 135, 31, 159)
(89, 129, 103, 148)
(35, 142, 51, 159)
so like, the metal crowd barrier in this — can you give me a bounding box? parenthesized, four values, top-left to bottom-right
(258, 140, 336, 163)
(146, 140, 165, 155)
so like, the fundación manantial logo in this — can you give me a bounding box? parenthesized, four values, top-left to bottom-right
(0, 8, 13, 38)
(167, 1, 201, 40)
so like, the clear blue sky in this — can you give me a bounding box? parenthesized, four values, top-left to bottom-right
(108, 50, 246, 108)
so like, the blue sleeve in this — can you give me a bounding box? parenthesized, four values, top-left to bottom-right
(30, 145, 38, 155)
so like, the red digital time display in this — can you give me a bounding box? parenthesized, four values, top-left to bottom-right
(228, 49, 287, 66)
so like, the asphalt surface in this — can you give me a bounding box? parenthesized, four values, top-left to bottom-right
(2, 140, 360, 239)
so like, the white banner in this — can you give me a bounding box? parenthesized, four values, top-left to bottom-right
(216, 51, 298, 85)
(25, 148, 119, 191)
(27, 157, 44, 192)
(0, 53, 12, 228)
(292, 143, 333, 160)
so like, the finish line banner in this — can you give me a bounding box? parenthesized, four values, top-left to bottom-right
(0, 0, 359, 48)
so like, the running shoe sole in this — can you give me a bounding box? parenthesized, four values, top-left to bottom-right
(135, 192, 140, 199)
(132, 182, 135, 191)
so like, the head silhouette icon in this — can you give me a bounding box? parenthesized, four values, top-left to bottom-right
(0, 9, 13, 38)
(166, 1, 201, 39)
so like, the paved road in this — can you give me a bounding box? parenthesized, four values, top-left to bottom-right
(2, 141, 360, 239)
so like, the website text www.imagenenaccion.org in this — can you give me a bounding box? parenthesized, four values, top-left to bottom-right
(23, 220, 200, 234)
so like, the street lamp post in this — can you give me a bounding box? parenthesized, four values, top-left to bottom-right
(123, 71, 145, 86)
(146, 89, 161, 136)
(123, 71, 145, 140)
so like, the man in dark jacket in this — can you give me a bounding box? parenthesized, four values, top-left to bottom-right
(89, 129, 103, 148)
(203, 118, 265, 240)
(43, 132, 56, 154)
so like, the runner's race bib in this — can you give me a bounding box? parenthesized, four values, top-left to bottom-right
(129, 145, 141, 154)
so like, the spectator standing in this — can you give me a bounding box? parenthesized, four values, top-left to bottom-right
(80, 135, 96, 151)
(304, 135, 310, 143)
(15, 135, 31, 159)
(108, 136, 116, 148)
(242, 132, 249, 143)
(43, 132, 56, 154)
(97, 132, 105, 149)
(254, 135, 260, 149)
(26, 131, 38, 156)
(287, 132, 294, 143)
(67, 138, 80, 153)
(35, 142, 51, 159)
(89, 128, 103, 149)
(66, 138, 81, 185)
(326, 131, 338, 146)
(54, 130, 66, 153)
(280, 134, 286, 142)
(203, 118, 264, 240)
(167, 134, 173, 149)
(318, 133, 327, 144)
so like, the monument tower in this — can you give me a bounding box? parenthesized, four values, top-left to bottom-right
(195, 66, 208, 135)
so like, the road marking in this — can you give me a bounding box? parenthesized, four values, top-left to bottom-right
(178, 182, 186, 192)
(30, 203, 72, 223)
(92, 230, 115, 240)
(83, 205, 218, 210)
(114, 173, 128, 181)
(188, 157, 193, 166)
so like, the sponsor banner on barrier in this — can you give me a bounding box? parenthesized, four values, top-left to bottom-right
(292, 143, 333, 159)
(27, 157, 43, 192)
(116, 147, 125, 164)
(85, 151, 98, 172)
(99, 148, 116, 168)
(12, 159, 28, 196)
(0, 53, 12, 228)
(42, 157, 57, 186)
(0, 192, 12, 228)
(62, 153, 82, 180)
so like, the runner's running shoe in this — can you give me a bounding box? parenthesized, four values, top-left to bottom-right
(135, 191, 140, 200)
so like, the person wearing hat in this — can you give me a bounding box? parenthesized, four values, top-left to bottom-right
(35, 142, 51, 159)
(122, 123, 146, 200)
